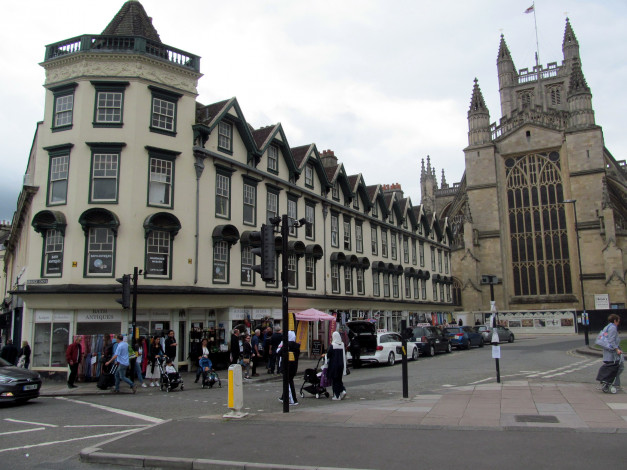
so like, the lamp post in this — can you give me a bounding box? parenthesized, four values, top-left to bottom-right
(563, 199, 589, 345)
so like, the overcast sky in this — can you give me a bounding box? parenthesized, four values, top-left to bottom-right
(1, 0, 625, 222)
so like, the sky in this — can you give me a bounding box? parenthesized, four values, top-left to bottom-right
(1, 0, 626, 223)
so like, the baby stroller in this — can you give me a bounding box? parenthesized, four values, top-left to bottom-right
(157, 356, 184, 392)
(299, 356, 330, 399)
(198, 356, 222, 388)
(596, 355, 623, 394)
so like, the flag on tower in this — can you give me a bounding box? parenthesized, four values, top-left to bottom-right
(524, 5, 535, 14)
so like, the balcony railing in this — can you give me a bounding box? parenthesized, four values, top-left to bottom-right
(491, 108, 569, 140)
(44, 35, 200, 72)
(517, 62, 564, 85)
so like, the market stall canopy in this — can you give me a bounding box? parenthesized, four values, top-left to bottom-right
(294, 308, 335, 321)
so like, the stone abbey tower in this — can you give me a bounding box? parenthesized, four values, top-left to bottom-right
(428, 19, 627, 316)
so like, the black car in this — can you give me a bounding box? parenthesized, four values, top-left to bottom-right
(0, 357, 42, 404)
(409, 326, 452, 357)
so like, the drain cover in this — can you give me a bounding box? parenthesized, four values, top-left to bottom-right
(515, 415, 559, 423)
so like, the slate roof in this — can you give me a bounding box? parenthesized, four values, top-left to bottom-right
(252, 126, 276, 149)
(325, 165, 338, 182)
(101, 0, 162, 43)
(291, 145, 310, 167)
(366, 185, 379, 202)
(196, 100, 230, 125)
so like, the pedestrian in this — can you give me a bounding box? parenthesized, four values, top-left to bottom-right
(600, 314, 623, 389)
(327, 331, 348, 400)
(242, 334, 252, 379)
(165, 330, 177, 362)
(230, 328, 241, 365)
(1, 339, 19, 365)
(106, 334, 137, 394)
(278, 331, 300, 406)
(262, 327, 272, 369)
(268, 328, 283, 374)
(146, 336, 163, 387)
(130, 337, 148, 388)
(195, 338, 210, 383)
(251, 329, 262, 377)
(19, 340, 31, 368)
(348, 330, 361, 369)
(458, 318, 463, 326)
(65, 336, 83, 389)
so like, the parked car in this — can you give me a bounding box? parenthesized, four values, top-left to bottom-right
(408, 325, 452, 357)
(346, 321, 419, 365)
(0, 357, 42, 404)
(444, 326, 484, 349)
(473, 325, 515, 343)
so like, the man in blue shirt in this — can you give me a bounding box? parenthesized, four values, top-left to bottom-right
(106, 334, 137, 393)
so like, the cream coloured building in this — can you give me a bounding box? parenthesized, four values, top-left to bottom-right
(2, 0, 453, 373)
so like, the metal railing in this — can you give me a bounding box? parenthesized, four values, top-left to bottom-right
(44, 35, 200, 72)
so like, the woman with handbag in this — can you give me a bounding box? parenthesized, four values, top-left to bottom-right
(327, 331, 348, 401)
(595, 314, 623, 392)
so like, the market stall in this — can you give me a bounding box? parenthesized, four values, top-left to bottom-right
(294, 309, 335, 358)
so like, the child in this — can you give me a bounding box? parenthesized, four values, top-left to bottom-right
(165, 358, 178, 382)
(199, 355, 216, 388)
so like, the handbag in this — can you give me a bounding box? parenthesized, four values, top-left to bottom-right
(319, 368, 330, 388)
(595, 325, 613, 350)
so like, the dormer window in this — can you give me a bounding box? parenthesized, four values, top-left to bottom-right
(332, 182, 339, 200)
(372, 203, 378, 218)
(305, 164, 314, 188)
(389, 211, 394, 224)
(218, 121, 233, 152)
(268, 145, 279, 173)
(353, 196, 359, 210)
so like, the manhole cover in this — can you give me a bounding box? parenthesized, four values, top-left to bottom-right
(515, 415, 559, 423)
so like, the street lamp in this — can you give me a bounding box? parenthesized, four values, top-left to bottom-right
(563, 199, 589, 345)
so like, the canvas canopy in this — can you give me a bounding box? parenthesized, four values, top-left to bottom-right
(294, 308, 335, 321)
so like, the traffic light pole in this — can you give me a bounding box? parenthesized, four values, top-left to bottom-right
(281, 214, 289, 413)
(132, 266, 139, 340)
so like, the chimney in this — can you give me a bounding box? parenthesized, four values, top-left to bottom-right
(320, 149, 338, 168)
(382, 183, 403, 198)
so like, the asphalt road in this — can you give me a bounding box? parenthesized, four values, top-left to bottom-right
(0, 335, 605, 469)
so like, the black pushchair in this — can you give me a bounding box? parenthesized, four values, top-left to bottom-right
(157, 356, 184, 392)
(201, 369, 222, 389)
(299, 356, 330, 399)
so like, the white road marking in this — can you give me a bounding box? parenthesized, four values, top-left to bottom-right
(4, 418, 57, 428)
(0, 428, 45, 437)
(55, 397, 164, 424)
(63, 424, 146, 428)
(0, 429, 134, 454)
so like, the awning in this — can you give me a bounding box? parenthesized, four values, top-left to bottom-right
(372, 261, 386, 272)
(305, 244, 323, 260)
(294, 308, 335, 321)
(32, 210, 67, 236)
(287, 240, 306, 258)
(78, 208, 120, 235)
(348, 255, 360, 267)
(404, 267, 416, 277)
(211, 224, 240, 246)
(358, 256, 370, 269)
(143, 212, 181, 238)
(330, 252, 346, 264)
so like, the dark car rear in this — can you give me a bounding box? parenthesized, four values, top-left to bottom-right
(346, 321, 378, 356)
(0, 358, 42, 403)
(409, 326, 451, 356)
(444, 326, 484, 349)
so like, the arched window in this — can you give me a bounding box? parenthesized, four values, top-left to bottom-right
(505, 152, 572, 296)
(78, 208, 120, 277)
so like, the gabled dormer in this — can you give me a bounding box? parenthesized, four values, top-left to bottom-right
(348, 174, 371, 213)
(291, 144, 331, 193)
(320, 150, 353, 204)
(196, 97, 257, 164)
(252, 123, 299, 181)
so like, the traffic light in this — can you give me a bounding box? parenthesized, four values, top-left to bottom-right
(251, 224, 276, 282)
(115, 274, 131, 309)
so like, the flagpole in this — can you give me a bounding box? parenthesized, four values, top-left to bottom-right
(532, 2, 540, 67)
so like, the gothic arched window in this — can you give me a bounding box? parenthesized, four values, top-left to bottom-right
(505, 152, 572, 296)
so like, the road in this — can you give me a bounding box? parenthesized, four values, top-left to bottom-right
(0, 335, 604, 469)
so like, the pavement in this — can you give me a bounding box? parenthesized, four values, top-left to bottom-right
(40, 347, 627, 469)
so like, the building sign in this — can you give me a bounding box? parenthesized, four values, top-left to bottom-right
(253, 308, 272, 319)
(88, 252, 113, 274)
(229, 308, 250, 320)
(594, 294, 610, 310)
(27, 279, 49, 285)
(146, 254, 168, 276)
(77, 311, 122, 322)
(45, 252, 63, 275)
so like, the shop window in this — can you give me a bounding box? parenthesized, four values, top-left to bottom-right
(33, 320, 69, 367)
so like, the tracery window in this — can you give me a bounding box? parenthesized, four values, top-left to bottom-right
(505, 151, 572, 296)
